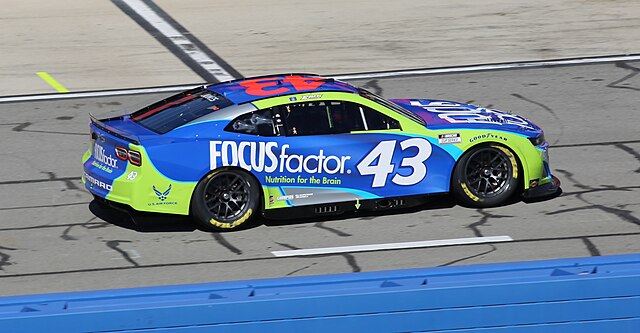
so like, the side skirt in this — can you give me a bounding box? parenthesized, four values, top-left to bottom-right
(261, 194, 443, 220)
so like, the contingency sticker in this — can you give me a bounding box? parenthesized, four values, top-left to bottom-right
(438, 133, 461, 145)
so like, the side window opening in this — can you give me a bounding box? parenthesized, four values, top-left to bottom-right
(282, 101, 332, 135)
(226, 108, 278, 136)
(280, 100, 400, 136)
(361, 106, 401, 130)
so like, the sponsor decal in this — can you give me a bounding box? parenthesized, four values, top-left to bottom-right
(211, 138, 433, 189)
(289, 97, 297, 101)
(300, 94, 322, 100)
(200, 93, 219, 102)
(93, 143, 118, 168)
(277, 193, 315, 201)
(126, 171, 138, 181)
(210, 141, 352, 175)
(149, 184, 177, 206)
(269, 195, 275, 205)
(264, 175, 342, 185)
(469, 132, 508, 143)
(84, 172, 112, 191)
(91, 161, 113, 173)
(530, 179, 539, 188)
(409, 100, 535, 130)
(438, 133, 461, 145)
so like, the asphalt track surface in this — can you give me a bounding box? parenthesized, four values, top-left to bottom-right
(1, 61, 640, 296)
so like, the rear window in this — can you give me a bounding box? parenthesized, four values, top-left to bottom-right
(132, 88, 233, 134)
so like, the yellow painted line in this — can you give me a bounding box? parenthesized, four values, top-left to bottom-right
(36, 72, 70, 93)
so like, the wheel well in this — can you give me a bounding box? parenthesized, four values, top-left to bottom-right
(189, 167, 265, 215)
(450, 142, 525, 192)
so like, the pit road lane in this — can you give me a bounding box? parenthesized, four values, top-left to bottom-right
(0, 61, 639, 296)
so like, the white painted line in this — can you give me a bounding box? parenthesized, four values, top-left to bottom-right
(271, 235, 514, 257)
(2, 54, 639, 103)
(122, 0, 235, 82)
(332, 54, 640, 80)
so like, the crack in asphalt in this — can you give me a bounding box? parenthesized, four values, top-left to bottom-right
(9, 121, 85, 135)
(212, 233, 243, 255)
(361, 79, 384, 95)
(11, 122, 32, 132)
(61, 226, 77, 241)
(314, 222, 352, 237)
(274, 242, 361, 272)
(439, 245, 497, 267)
(342, 253, 361, 272)
(562, 185, 640, 196)
(105, 240, 139, 267)
(511, 93, 563, 144)
(555, 169, 590, 189)
(285, 262, 318, 276)
(60, 217, 102, 241)
(274, 242, 299, 250)
(0, 245, 17, 271)
(43, 171, 83, 192)
(8, 120, 83, 135)
(511, 93, 558, 118)
(614, 143, 640, 173)
(0, 221, 108, 232)
(552, 139, 640, 149)
(0, 202, 89, 211)
(607, 62, 640, 92)
(547, 204, 640, 227)
(0, 176, 81, 186)
(3, 231, 640, 279)
(468, 209, 513, 237)
(549, 169, 640, 228)
(581, 237, 601, 256)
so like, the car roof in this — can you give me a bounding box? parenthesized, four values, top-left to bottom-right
(206, 74, 359, 105)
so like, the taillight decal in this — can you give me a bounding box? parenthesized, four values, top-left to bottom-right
(128, 150, 142, 166)
(115, 147, 129, 160)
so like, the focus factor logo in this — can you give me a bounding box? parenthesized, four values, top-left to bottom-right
(93, 143, 118, 168)
(209, 141, 352, 175)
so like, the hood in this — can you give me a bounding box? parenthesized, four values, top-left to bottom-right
(391, 99, 542, 136)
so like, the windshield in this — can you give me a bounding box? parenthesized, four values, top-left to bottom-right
(132, 88, 233, 134)
(358, 88, 426, 126)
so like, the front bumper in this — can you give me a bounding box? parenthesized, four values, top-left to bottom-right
(523, 175, 561, 199)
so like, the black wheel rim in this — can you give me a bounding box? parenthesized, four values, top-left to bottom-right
(464, 148, 512, 198)
(203, 172, 250, 222)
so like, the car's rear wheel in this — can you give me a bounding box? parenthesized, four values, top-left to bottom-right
(451, 145, 519, 207)
(191, 169, 260, 231)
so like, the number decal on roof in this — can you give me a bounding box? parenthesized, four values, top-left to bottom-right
(239, 75, 327, 96)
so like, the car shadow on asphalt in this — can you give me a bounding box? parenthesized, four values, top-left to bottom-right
(89, 200, 198, 233)
(89, 188, 563, 233)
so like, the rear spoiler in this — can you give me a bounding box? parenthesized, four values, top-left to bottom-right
(90, 114, 140, 145)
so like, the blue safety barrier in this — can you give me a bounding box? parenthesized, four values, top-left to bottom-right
(1, 254, 640, 332)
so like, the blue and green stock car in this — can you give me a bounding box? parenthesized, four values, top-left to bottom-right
(83, 74, 559, 231)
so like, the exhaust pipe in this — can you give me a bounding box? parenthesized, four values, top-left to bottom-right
(375, 198, 406, 210)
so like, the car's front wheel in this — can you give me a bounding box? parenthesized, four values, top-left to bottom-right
(451, 145, 520, 207)
(191, 169, 260, 231)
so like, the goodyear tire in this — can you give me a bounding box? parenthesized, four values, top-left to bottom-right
(191, 168, 260, 231)
(451, 145, 519, 207)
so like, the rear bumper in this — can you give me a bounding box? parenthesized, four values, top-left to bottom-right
(82, 148, 194, 216)
(523, 175, 561, 199)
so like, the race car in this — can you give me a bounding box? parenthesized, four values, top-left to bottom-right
(82, 74, 560, 231)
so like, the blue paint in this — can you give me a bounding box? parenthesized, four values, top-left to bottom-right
(1, 254, 640, 332)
